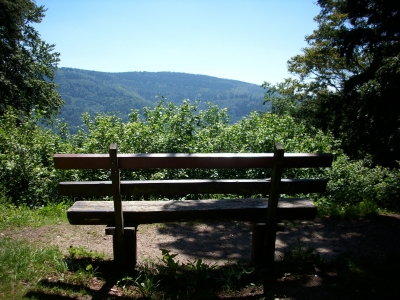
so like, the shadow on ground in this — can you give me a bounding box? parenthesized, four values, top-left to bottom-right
(139, 214, 400, 264)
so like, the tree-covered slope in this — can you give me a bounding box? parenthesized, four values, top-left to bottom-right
(55, 68, 267, 130)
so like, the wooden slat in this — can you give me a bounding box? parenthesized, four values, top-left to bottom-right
(66, 198, 317, 225)
(54, 153, 333, 170)
(118, 153, 275, 169)
(283, 153, 333, 168)
(119, 153, 333, 169)
(54, 154, 110, 169)
(59, 178, 328, 196)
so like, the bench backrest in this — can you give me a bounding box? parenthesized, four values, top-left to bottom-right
(54, 146, 333, 198)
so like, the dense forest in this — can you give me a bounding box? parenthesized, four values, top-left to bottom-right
(55, 68, 267, 132)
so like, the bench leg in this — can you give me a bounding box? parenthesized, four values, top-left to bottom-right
(251, 222, 285, 266)
(107, 226, 137, 270)
(251, 222, 266, 266)
(123, 227, 137, 268)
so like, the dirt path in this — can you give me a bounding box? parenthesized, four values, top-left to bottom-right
(1, 214, 400, 265)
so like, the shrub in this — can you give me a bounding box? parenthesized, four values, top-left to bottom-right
(314, 155, 400, 215)
(0, 109, 67, 207)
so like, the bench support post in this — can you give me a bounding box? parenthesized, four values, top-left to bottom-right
(251, 221, 285, 265)
(110, 144, 127, 266)
(265, 144, 284, 263)
(123, 227, 137, 268)
(106, 225, 137, 270)
(251, 222, 266, 265)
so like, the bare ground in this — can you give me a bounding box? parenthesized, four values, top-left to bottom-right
(1, 214, 400, 265)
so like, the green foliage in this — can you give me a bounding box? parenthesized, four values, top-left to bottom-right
(315, 156, 400, 215)
(263, 0, 400, 168)
(136, 249, 257, 298)
(0, 192, 68, 229)
(221, 264, 254, 292)
(282, 239, 318, 264)
(65, 246, 104, 285)
(67, 246, 105, 261)
(159, 248, 180, 275)
(0, 108, 68, 207)
(0, 0, 63, 121)
(133, 271, 161, 299)
(0, 238, 67, 298)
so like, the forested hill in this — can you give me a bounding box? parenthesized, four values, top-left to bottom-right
(55, 68, 267, 130)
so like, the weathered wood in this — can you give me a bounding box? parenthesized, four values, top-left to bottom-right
(265, 144, 284, 263)
(105, 226, 137, 235)
(109, 144, 126, 265)
(105, 226, 137, 269)
(54, 154, 110, 169)
(59, 178, 329, 196)
(54, 152, 333, 169)
(66, 198, 317, 225)
(251, 223, 267, 265)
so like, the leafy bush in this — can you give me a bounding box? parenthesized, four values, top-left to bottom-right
(0, 109, 68, 207)
(314, 156, 400, 216)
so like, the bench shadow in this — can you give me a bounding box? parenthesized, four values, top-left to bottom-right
(144, 221, 254, 264)
(276, 214, 400, 259)
(140, 214, 400, 264)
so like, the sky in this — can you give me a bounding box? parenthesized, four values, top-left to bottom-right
(34, 0, 321, 85)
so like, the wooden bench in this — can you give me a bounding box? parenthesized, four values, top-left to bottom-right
(54, 143, 332, 270)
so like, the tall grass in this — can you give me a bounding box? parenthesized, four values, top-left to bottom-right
(0, 238, 67, 299)
(0, 198, 68, 230)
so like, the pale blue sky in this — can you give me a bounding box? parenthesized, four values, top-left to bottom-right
(35, 0, 320, 85)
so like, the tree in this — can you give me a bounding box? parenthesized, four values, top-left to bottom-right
(263, 0, 400, 167)
(0, 0, 63, 121)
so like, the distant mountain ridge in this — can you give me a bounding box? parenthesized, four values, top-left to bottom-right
(55, 68, 268, 131)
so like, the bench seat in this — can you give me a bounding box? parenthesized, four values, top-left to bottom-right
(67, 198, 317, 225)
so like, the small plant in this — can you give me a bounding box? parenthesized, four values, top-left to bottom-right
(117, 274, 135, 291)
(159, 248, 180, 275)
(221, 264, 254, 292)
(183, 258, 217, 288)
(282, 239, 318, 264)
(65, 246, 103, 284)
(67, 245, 105, 260)
(117, 270, 160, 299)
(134, 271, 161, 299)
(185, 258, 216, 273)
(84, 263, 98, 277)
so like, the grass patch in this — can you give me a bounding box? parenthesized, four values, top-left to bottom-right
(0, 201, 68, 230)
(0, 238, 67, 299)
(315, 199, 381, 220)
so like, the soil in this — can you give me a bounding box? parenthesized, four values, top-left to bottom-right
(1, 214, 400, 265)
